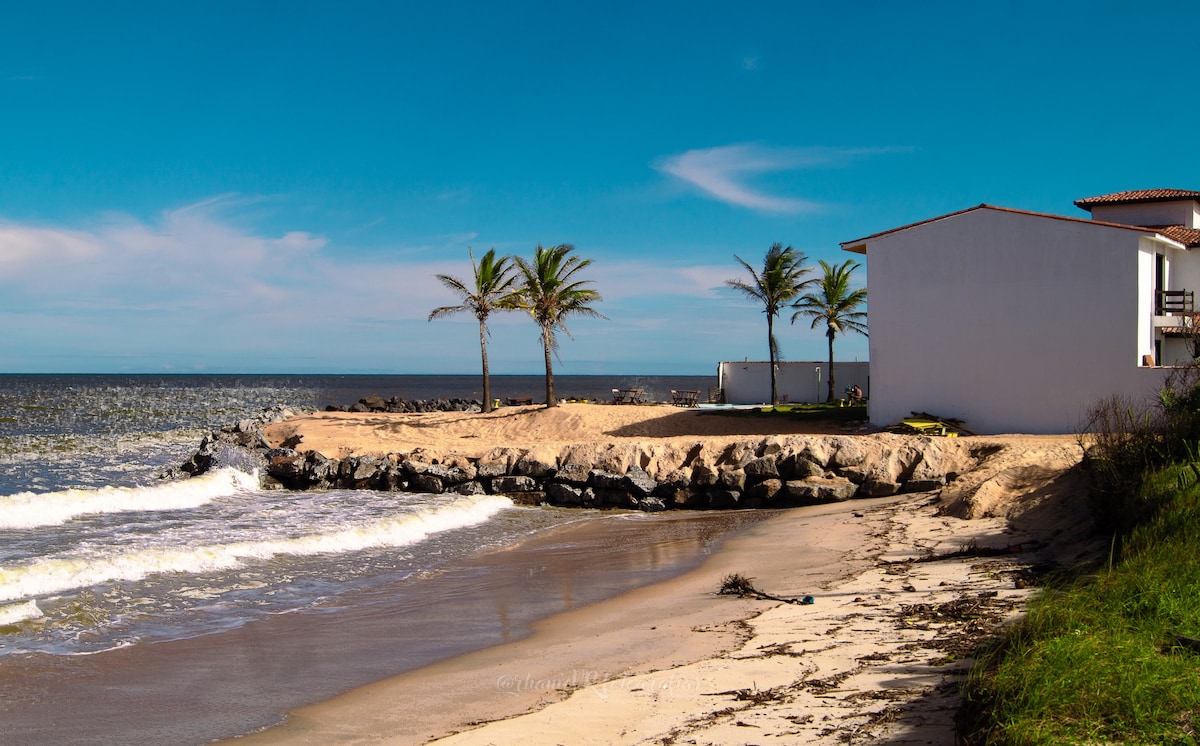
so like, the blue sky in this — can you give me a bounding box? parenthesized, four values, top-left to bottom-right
(2, 1, 1198, 374)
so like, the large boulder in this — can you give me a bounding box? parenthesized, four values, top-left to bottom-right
(492, 475, 538, 494)
(784, 476, 858, 503)
(621, 466, 658, 497)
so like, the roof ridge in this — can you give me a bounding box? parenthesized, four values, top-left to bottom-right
(1075, 189, 1200, 210)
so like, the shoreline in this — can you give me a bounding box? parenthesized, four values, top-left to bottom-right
(230, 452, 1097, 745)
(227, 496, 890, 745)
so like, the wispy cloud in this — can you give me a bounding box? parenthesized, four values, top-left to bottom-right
(656, 143, 893, 214)
(0, 197, 465, 328)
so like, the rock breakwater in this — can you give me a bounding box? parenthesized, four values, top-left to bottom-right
(179, 411, 994, 511)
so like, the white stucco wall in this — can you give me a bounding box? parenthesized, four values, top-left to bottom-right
(850, 208, 1170, 434)
(1090, 201, 1200, 229)
(718, 361, 870, 405)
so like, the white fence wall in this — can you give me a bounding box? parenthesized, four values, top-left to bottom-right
(718, 361, 870, 405)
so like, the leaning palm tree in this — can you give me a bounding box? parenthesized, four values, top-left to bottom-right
(726, 243, 813, 405)
(513, 244, 604, 408)
(792, 259, 868, 403)
(428, 248, 518, 413)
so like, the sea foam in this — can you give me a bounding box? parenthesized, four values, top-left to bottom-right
(0, 467, 261, 530)
(0, 599, 42, 625)
(0, 493, 513, 603)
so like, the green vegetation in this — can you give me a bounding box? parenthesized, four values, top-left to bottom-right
(725, 243, 814, 407)
(429, 248, 519, 413)
(513, 244, 605, 408)
(960, 370, 1200, 744)
(791, 259, 868, 403)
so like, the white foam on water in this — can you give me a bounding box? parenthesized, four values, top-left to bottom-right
(0, 493, 513, 603)
(0, 599, 43, 625)
(0, 467, 260, 530)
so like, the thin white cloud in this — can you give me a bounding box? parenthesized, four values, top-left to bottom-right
(656, 143, 891, 214)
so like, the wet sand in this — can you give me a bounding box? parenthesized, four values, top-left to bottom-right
(0, 509, 770, 746)
(228, 496, 897, 745)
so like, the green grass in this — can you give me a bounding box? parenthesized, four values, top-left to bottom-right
(961, 463, 1200, 744)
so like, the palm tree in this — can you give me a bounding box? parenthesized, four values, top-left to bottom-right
(513, 244, 604, 407)
(428, 248, 518, 413)
(726, 243, 813, 405)
(792, 259, 868, 403)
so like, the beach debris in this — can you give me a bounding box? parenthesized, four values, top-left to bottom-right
(886, 411, 977, 437)
(717, 573, 814, 604)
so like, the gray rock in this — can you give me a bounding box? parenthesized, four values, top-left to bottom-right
(621, 467, 658, 496)
(492, 475, 538, 494)
(781, 454, 823, 480)
(360, 395, 388, 410)
(690, 463, 719, 488)
(475, 460, 509, 479)
(901, 478, 946, 493)
(718, 468, 746, 492)
(664, 487, 707, 509)
(505, 491, 546, 506)
(785, 476, 858, 503)
(454, 481, 487, 496)
(547, 482, 586, 505)
(595, 489, 634, 508)
(306, 454, 340, 485)
(830, 438, 868, 469)
(837, 464, 870, 484)
(266, 454, 306, 486)
(410, 474, 444, 494)
(554, 463, 591, 485)
(514, 456, 556, 479)
(743, 456, 779, 481)
(589, 470, 624, 491)
(708, 488, 741, 509)
(401, 459, 429, 476)
(656, 468, 691, 492)
(634, 495, 668, 512)
(348, 456, 381, 482)
(747, 478, 784, 502)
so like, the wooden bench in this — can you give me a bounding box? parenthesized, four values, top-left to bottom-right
(505, 397, 533, 406)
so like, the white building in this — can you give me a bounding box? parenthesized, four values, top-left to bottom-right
(717, 360, 870, 405)
(840, 189, 1200, 434)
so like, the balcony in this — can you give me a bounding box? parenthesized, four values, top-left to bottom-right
(1156, 289, 1194, 315)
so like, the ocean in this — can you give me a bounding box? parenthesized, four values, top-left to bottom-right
(0, 373, 758, 744)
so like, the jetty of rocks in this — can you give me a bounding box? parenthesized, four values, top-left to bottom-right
(177, 406, 997, 512)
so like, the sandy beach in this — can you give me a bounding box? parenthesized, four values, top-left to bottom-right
(228, 403, 1095, 745)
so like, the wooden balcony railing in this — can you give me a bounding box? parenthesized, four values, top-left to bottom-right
(1157, 289, 1194, 315)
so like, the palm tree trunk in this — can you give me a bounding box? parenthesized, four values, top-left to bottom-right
(826, 329, 836, 403)
(767, 313, 778, 405)
(542, 325, 557, 407)
(479, 319, 492, 413)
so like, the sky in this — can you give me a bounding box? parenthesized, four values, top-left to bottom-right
(2, 1, 1199, 375)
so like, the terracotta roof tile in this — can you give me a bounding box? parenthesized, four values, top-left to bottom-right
(1151, 226, 1200, 248)
(1074, 189, 1200, 210)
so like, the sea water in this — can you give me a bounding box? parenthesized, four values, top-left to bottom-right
(0, 374, 714, 656)
(0, 373, 751, 744)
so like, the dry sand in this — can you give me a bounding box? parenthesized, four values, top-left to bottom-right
(262, 403, 858, 460)
(239, 404, 1094, 745)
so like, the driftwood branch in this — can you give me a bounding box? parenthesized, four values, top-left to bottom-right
(718, 573, 814, 604)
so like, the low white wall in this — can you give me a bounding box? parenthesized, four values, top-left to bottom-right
(718, 361, 870, 405)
